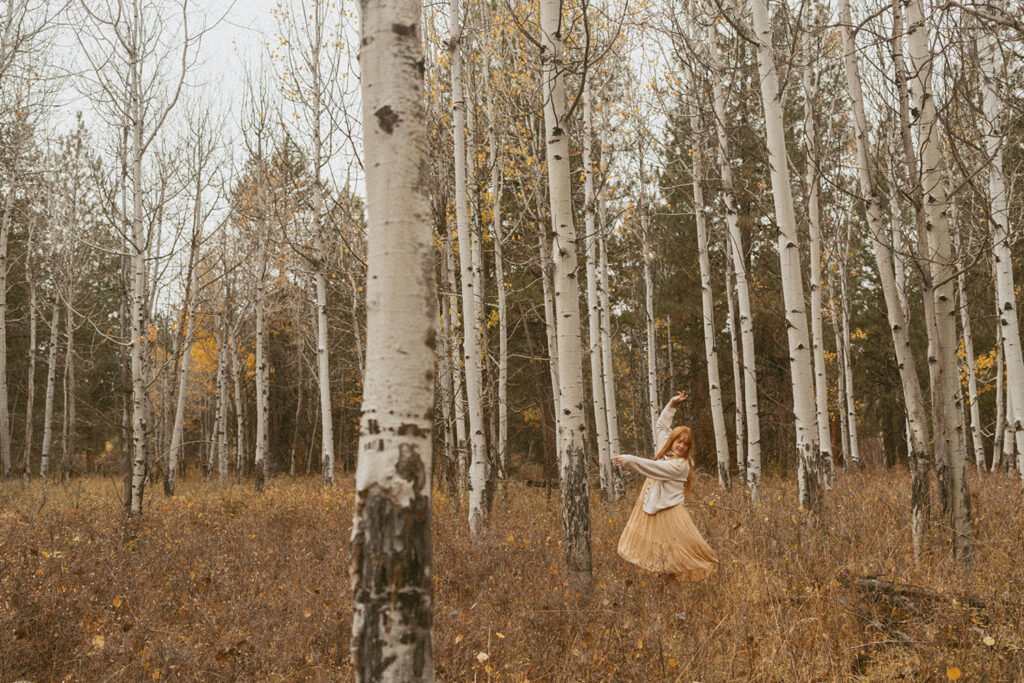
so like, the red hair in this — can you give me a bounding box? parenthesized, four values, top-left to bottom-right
(655, 425, 694, 495)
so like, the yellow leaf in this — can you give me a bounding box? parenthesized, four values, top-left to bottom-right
(91, 634, 106, 650)
(947, 667, 962, 680)
(112, 597, 122, 608)
(455, 634, 463, 644)
(668, 658, 678, 667)
(984, 636, 995, 647)
(496, 632, 505, 639)
(636, 638, 644, 650)
(476, 651, 489, 663)
(152, 670, 162, 680)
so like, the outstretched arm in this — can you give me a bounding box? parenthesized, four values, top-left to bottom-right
(612, 454, 690, 482)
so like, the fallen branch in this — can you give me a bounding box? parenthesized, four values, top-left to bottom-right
(854, 577, 988, 610)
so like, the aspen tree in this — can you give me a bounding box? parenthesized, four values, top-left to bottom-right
(749, 0, 822, 512)
(724, 242, 746, 482)
(800, 29, 834, 484)
(955, 253, 985, 469)
(640, 187, 659, 441)
(689, 103, 730, 488)
(904, 0, 972, 556)
(709, 20, 761, 500)
(838, 0, 933, 558)
(978, 16, 1024, 478)
(22, 221, 38, 480)
(597, 165, 624, 499)
(540, 0, 592, 575)
(348, 0, 435, 675)
(39, 299, 59, 482)
(837, 222, 860, 467)
(450, 0, 489, 534)
(583, 87, 613, 499)
(486, 54, 509, 486)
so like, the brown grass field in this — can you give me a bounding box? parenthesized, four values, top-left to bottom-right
(1, 467, 1022, 681)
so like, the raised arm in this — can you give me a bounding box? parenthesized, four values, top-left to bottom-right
(654, 390, 688, 452)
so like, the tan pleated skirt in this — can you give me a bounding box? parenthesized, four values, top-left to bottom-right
(617, 481, 718, 582)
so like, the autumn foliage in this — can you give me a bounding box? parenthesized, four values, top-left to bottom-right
(1, 468, 1022, 680)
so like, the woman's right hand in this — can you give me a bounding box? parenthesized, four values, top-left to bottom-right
(669, 390, 688, 406)
(611, 454, 627, 467)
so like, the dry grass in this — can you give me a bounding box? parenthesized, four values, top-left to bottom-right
(1, 467, 1022, 681)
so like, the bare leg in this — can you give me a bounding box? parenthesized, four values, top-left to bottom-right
(665, 575, 687, 619)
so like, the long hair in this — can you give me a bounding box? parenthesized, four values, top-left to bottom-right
(655, 425, 694, 495)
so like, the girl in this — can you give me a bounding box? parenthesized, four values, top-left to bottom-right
(612, 390, 718, 602)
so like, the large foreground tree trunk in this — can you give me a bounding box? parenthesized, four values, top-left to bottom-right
(904, 0, 972, 557)
(540, 0, 592, 577)
(839, 0, 933, 560)
(750, 0, 822, 513)
(979, 19, 1024, 480)
(349, 0, 435, 677)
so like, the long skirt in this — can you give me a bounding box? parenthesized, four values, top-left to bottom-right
(617, 480, 718, 582)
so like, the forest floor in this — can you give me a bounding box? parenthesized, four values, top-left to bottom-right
(1, 467, 1022, 682)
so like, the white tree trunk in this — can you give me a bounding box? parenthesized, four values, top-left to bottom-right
(254, 242, 270, 491)
(349, 0, 435, 675)
(541, 0, 592, 575)
(40, 301, 59, 482)
(838, 238, 861, 467)
(582, 88, 613, 499)
(23, 228, 37, 480)
(166, 293, 194, 494)
(230, 332, 247, 477)
(979, 24, 1024, 481)
(905, 0, 972, 556)
(598, 190, 624, 499)
(0, 178, 12, 477)
(129, 71, 150, 515)
(691, 135, 731, 488)
(956, 266, 985, 469)
(535, 163, 561, 459)
(750, 0, 821, 512)
(839, 0, 933, 557)
(216, 332, 229, 482)
(315, 263, 336, 486)
(487, 59, 508, 486)
(992, 321, 1005, 471)
(709, 22, 761, 502)
(449, 0, 488, 535)
(444, 229, 468, 491)
(801, 48, 834, 485)
(640, 210, 659, 442)
(724, 243, 746, 482)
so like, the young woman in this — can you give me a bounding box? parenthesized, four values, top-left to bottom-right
(612, 390, 718, 601)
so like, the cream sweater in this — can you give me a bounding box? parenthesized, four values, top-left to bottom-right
(619, 403, 690, 514)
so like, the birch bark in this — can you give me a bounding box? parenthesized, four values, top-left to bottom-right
(801, 43, 834, 484)
(583, 88, 613, 499)
(540, 0, 592, 575)
(40, 301, 59, 482)
(904, 0, 972, 556)
(978, 21, 1024, 480)
(690, 129, 730, 488)
(750, 0, 822, 512)
(640, 208, 659, 439)
(487, 58, 508, 486)
(349, 0, 435, 674)
(598, 189, 624, 499)
(709, 22, 761, 500)
(838, 0, 933, 558)
(254, 240, 270, 492)
(450, 0, 489, 534)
